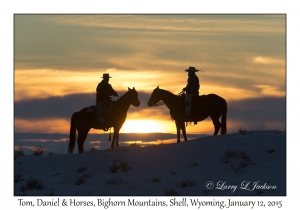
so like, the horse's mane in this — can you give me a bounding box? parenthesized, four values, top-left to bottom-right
(114, 88, 136, 105)
(157, 88, 179, 98)
(157, 88, 173, 95)
(114, 91, 127, 105)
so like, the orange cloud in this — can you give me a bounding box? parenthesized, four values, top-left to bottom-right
(252, 56, 285, 65)
(14, 145, 49, 152)
(15, 67, 285, 104)
(253, 85, 285, 97)
(16, 138, 69, 143)
(14, 118, 70, 133)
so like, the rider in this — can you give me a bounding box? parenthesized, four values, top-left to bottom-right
(182, 66, 202, 120)
(96, 73, 118, 122)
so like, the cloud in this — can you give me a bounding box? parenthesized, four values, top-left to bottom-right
(45, 15, 285, 34)
(15, 90, 286, 132)
(252, 56, 285, 65)
(228, 96, 286, 124)
(14, 91, 159, 120)
(14, 15, 285, 72)
(15, 138, 68, 143)
(15, 93, 95, 119)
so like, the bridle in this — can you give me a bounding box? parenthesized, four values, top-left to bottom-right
(152, 101, 165, 107)
(151, 91, 184, 107)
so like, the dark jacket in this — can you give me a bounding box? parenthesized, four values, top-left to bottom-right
(185, 73, 200, 94)
(96, 80, 118, 104)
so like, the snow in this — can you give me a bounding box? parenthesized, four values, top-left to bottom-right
(14, 130, 286, 197)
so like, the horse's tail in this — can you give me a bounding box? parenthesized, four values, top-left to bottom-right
(68, 112, 77, 154)
(221, 100, 227, 135)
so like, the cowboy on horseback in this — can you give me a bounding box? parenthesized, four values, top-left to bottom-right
(96, 73, 118, 123)
(182, 66, 203, 121)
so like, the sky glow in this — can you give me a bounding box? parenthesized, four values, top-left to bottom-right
(14, 14, 286, 134)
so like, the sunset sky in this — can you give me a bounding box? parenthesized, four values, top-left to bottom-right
(14, 14, 286, 134)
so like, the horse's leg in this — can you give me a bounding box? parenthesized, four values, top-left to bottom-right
(115, 130, 120, 147)
(221, 103, 227, 135)
(68, 112, 77, 154)
(211, 116, 221, 135)
(181, 122, 188, 142)
(111, 132, 115, 148)
(175, 121, 181, 143)
(111, 128, 120, 148)
(77, 131, 88, 153)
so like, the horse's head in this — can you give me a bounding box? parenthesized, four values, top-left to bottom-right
(147, 86, 161, 107)
(127, 87, 140, 107)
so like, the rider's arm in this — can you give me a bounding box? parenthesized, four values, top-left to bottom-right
(113, 91, 118, 96)
(109, 84, 118, 96)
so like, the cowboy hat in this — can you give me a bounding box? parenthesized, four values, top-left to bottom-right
(185, 66, 204, 72)
(101, 73, 112, 78)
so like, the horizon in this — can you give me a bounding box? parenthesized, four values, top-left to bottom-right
(14, 132, 209, 154)
(14, 128, 286, 154)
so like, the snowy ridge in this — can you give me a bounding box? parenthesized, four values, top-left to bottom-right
(14, 131, 286, 196)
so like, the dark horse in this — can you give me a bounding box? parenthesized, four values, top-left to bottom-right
(147, 86, 227, 142)
(68, 87, 140, 153)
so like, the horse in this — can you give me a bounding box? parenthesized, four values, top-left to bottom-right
(68, 87, 140, 153)
(147, 86, 227, 143)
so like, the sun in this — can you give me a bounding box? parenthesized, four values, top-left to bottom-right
(121, 120, 167, 133)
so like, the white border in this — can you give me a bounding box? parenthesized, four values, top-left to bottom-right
(3, 0, 299, 209)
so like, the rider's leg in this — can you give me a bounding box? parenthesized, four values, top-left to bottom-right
(97, 102, 105, 122)
(185, 94, 192, 117)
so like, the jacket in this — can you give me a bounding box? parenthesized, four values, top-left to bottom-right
(96, 80, 118, 104)
(185, 74, 200, 94)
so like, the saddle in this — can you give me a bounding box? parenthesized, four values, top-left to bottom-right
(87, 105, 97, 115)
(192, 95, 207, 107)
(87, 105, 97, 114)
(181, 94, 208, 122)
(180, 94, 207, 108)
(87, 101, 114, 131)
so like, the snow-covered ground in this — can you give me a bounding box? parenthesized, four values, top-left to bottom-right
(14, 130, 286, 196)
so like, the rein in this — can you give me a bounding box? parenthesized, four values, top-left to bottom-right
(151, 91, 184, 107)
(99, 96, 121, 113)
(152, 101, 165, 107)
(111, 96, 120, 101)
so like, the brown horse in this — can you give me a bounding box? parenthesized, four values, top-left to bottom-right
(147, 86, 227, 142)
(68, 87, 140, 153)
